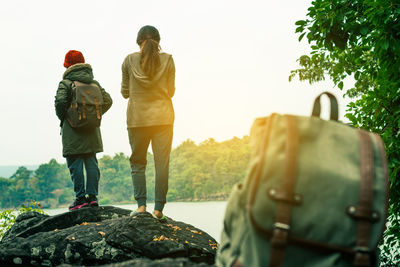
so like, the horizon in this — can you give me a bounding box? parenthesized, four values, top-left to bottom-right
(0, 0, 352, 165)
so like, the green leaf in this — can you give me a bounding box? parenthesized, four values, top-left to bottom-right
(360, 27, 368, 35)
(298, 33, 306, 42)
(295, 20, 307, 26)
(345, 113, 357, 124)
(382, 40, 389, 50)
(338, 81, 344, 90)
(295, 26, 304, 33)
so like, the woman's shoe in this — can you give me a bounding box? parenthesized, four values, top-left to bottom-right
(130, 206, 146, 216)
(130, 209, 141, 216)
(152, 212, 167, 222)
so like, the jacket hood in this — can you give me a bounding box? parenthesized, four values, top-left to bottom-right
(62, 63, 94, 83)
(128, 52, 172, 88)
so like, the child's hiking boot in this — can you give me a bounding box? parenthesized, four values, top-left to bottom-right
(69, 197, 89, 211)
(87, 195, 99, 207)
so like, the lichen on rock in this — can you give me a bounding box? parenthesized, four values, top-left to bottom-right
(31, 246, 41, 256)
(45, 244, 56, 258)
(13, 257, 22, 265)
(64, 243, 73, 262)
(91, 238, 107, 259)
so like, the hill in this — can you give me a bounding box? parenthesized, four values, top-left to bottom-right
(0, 165, 38, 178)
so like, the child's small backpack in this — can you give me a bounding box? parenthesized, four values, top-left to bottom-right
(217, 92, 389, 267)
(66, 81, 104, 130)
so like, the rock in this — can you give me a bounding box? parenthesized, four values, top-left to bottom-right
(1, 211, 49, 243)
(0, 206, 218, 266)
(59, 257, 211, 267)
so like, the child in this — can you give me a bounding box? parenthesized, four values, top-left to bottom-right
(55, 50, 112, 210)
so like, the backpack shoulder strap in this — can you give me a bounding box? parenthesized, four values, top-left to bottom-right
(73, 81, 84, 87)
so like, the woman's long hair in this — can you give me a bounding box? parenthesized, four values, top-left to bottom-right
(137, 25, 161, 78)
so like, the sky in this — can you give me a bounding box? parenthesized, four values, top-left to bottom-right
(0, 0, 352, 166)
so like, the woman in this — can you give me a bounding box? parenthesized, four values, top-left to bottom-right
(121, 25, 175, 221)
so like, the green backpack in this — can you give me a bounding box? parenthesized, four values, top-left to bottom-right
(66, 81, 104, 130)
(217, 92, 389, 267)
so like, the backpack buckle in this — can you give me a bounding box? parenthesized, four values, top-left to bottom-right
(354, 246, 370, 253)
(271, 223, 290, 250)
(273, 222, 290, 230)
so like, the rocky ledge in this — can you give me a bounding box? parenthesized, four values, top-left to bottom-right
(0, 206, 218, 266)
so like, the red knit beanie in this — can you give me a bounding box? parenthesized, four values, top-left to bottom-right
(64, 50, 85, 68)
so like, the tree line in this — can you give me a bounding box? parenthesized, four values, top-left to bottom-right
(0, 136, 250, 209)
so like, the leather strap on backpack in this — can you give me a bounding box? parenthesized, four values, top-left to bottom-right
(351, 130, 375, 266)
(248, 115, 300, 267)
(375, 134, 390, 245)
(95, 97, 101, 119)
(268, 115, 299, 267)
(311, 91, 339, 121)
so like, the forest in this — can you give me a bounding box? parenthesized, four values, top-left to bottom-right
(0, 136, 250, 209)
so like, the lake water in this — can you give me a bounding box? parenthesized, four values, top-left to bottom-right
(45, 201, 228, 242)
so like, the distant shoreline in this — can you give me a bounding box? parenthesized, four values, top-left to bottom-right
(1, 197, 230, 210)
